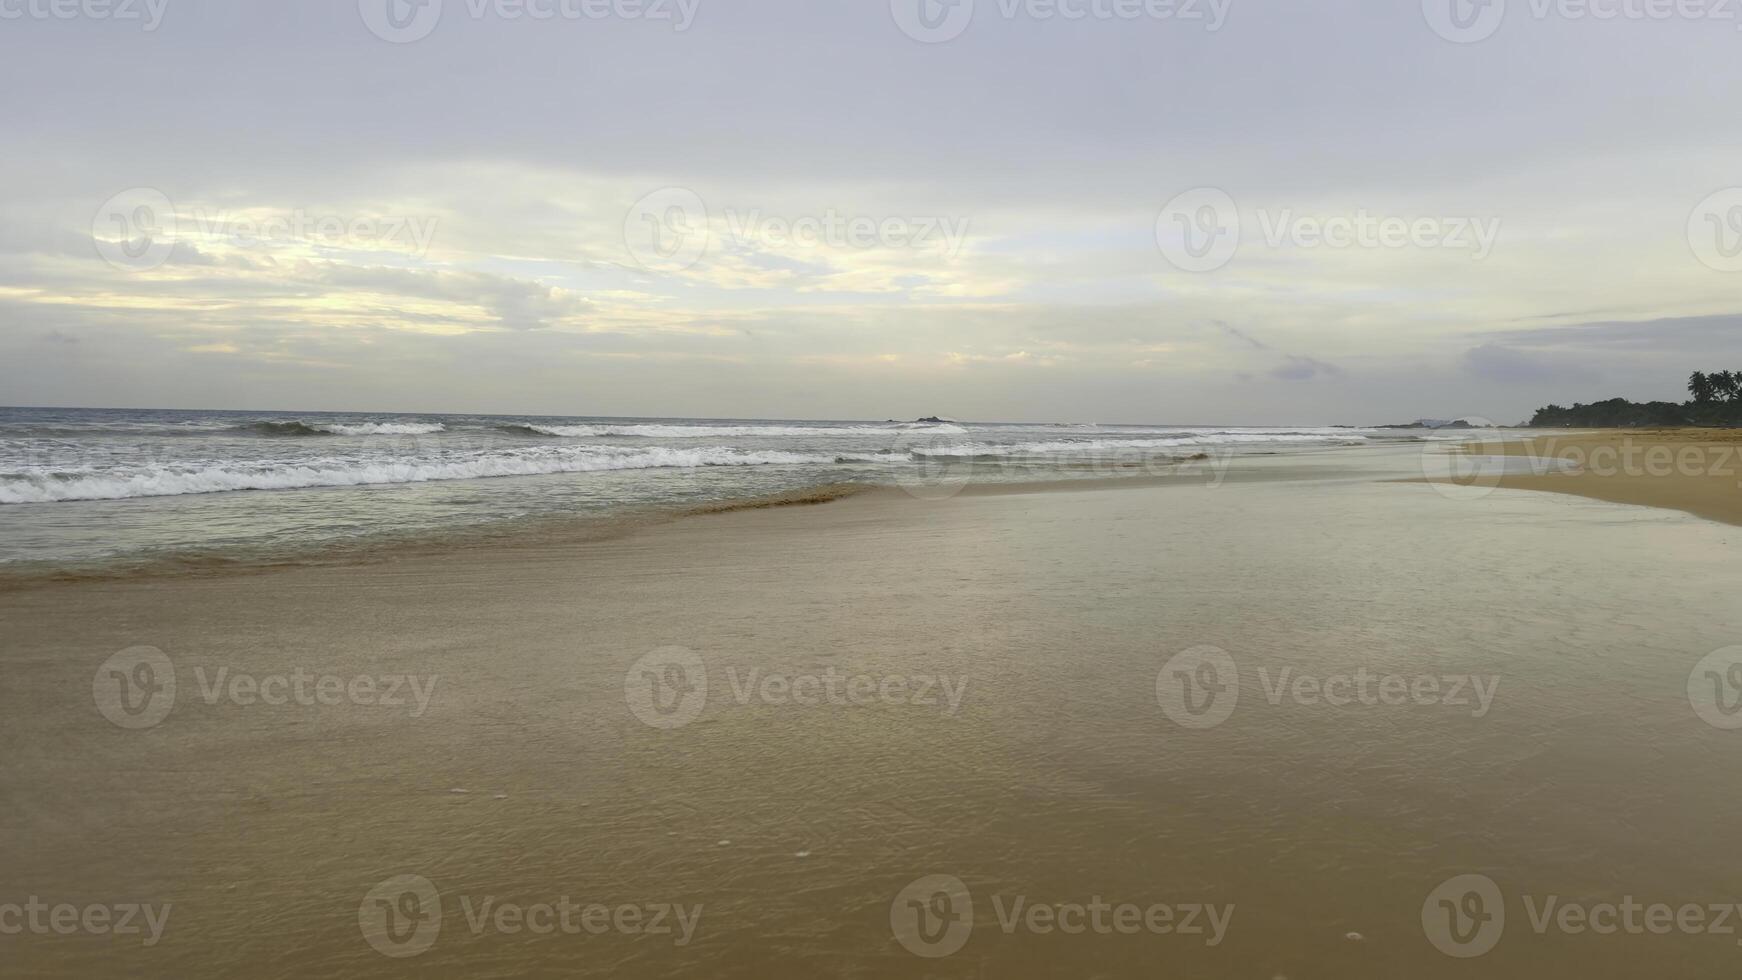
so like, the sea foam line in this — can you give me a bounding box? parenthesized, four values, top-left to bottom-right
(0, 446, 827, 503)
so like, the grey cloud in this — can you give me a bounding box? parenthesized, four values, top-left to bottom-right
(1461, 343, 1593, 384)
(312, 265, 592, 331)
(1214, 321, 1270, 350)
(1489, 314, 1742, 352)
(1270, 356, 1343, 382)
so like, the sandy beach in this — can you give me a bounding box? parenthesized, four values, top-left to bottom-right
(9, 3, 1739, 975)
(1420, 428, 1742, 527)
(5, 446, 1741, 978)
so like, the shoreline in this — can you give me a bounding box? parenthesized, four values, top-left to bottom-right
(20, 423, 1742, 592)
(0, 449, 1271, 590)
(1418, 427, 1742, 527)
(0, 438, 1563, 591)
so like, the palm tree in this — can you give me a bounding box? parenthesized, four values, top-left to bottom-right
(1689, 371, 1714, 403)
(1716, 370, 1741, 403)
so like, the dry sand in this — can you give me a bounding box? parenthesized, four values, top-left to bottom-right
(1422, 428, 1742, 526)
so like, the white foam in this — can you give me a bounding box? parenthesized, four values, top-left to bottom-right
(913, 433, 1374, 456)
(319, 422, 447, 436)
(0, 446, 827, 503)
(518, 422, 966, 438)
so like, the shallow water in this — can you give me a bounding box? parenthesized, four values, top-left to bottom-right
(2, 446, 1738, 977)
(0, 407, 1462, 571)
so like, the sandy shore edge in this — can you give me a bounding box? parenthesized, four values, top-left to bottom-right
(1416, 427, 1742, 527)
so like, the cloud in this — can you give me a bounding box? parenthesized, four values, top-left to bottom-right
(1214, 320, 1270, 350)
(1460, 342, 1592, 384)
(1488, 314, 1742, 352)
(1270, 355, 1343, 382)
(310, 265, 592, 331)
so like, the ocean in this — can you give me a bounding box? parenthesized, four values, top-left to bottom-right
(0, 406, 1455, 571)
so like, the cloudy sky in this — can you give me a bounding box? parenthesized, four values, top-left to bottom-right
(2, 0, 1739, 424)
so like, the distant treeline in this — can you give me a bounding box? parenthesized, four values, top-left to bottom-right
(1529, 371, 1742, 427)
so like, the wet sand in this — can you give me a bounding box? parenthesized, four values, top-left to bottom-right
(4, 447, 1742, 978)
(1423, 428, 1742, 526)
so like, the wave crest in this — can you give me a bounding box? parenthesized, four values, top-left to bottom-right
(0, 446, 825, 504)
(238, 420, 446, 437)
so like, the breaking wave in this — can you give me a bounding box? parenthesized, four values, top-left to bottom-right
(239, 421, 447, 437)
(500, 421, 968, 438)
(0, 446, 826, 503)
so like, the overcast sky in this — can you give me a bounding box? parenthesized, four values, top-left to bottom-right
(2, 0, 1739, 424)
